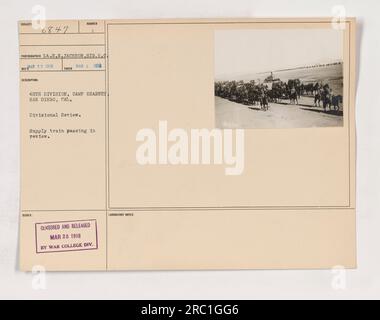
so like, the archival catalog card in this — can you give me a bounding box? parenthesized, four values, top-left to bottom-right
(18, 18, 356, 271)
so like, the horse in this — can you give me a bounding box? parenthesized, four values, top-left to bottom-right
(289, 88, 298, 105)
(313, 82, 321, 95)
(303, 83, 315, 96)
(331, 95, 342, 111)
(247, 85, 260, 106)
(321, 92, 332, 112)
(314, 91, 322, 107)
(260, 93, 269, 111)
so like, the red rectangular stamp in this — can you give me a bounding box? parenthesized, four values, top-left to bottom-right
(35, 219, 98, 254)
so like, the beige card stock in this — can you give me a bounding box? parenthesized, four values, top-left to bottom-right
(19, 18, 356, 271)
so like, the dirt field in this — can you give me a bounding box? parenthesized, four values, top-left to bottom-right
(215, 96, 343, 129)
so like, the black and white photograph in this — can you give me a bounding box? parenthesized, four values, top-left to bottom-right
(215, 28, 344, 128)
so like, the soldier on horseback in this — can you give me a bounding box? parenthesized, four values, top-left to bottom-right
(321, 84, 332, 112)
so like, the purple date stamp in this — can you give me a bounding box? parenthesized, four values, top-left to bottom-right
(35, 219, 98, 254)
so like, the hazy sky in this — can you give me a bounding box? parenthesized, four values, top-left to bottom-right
(215, 28, 343, 79)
